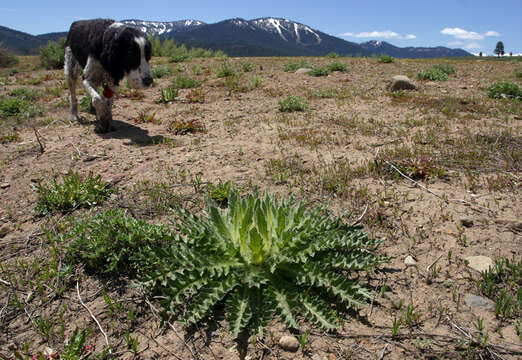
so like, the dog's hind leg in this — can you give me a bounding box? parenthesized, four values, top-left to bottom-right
(64, 46, 81, 123)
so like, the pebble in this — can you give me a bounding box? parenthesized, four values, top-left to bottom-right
(404, 255, 417, 267)
(0, 224, 12, 238)
(465, 294, 494, 309)
(279, 335, 300, 352)
(0, 183, 9, 189)
(295, 68, 312, 74)
(460, 217, 474, 228)
(465, 256, 493, 273)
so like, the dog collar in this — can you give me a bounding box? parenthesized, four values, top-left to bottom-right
(103, 85, 113, 99)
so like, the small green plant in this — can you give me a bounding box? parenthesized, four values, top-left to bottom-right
(250, 74, 263, 89)
(417, 63, 455, 81)
(185, 88, 206, 103)
(172, 74, 201, 89)
(476, 257, 521, 320)
(152, 66, 172, 79)
(0, 96, 42, 119)
(65, 209, 174, 276)
(39, 37, 66, 69)
(309, 67, 331, 77)
(134, 108, 160, 124)
(217, 62, 236, 78)
(326, 52, 340, 58)
(157, 86, 179, 103)
(283, 60, 311, 72)
(378, 54, 394, 63)
(327, 62, 347, 72)
(278, 95, 309, 112)
(192, 64, 202, 75)
(515, 69, 522, 79)
(417, 67, 448, 81)
(144, 189, 387, 338)
(34, 171, 115, 215)
(240, 62, 254, 72)
(0, 132, 20, 144)
(392, 316, 401, 337)
(167, 118, 206, 135)
(206, 180, 232, 206)
(486, 80, 522, 100)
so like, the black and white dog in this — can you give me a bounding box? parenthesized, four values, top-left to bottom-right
(64, 19, 153, 133)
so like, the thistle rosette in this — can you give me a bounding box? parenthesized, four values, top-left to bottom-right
(143, 189, 387, 337)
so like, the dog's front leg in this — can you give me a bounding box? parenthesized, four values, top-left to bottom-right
(83, 78, 112, 133)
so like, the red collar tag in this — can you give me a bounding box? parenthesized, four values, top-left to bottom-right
(103, 86, 113, 99)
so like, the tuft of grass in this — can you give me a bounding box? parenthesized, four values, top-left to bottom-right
(167, 118, 206, 135)
(284, 60, 311, 72)
(157, 86, 179, 104)
(327, 62, 348, 72)
(34, 170, 115, 215)
(171, 74, 201, 89)
(64, 209, 174, 276)
(134, 108, 160, 124)
(378, 54, 394, 63)
(486, 80, 522, 100)
(476, 257, 521, 319)
(240, 62, 254, 72)
(278, 95, 309, 112)
(152, 66, 172, 79)
(326, 52, 340, 58)
(417, 63, 455, 81)
(515, 69, 522, 79)
(309, 67, 331, 77)
(216, 62, 236, 78)
(250, 74, 263, 89)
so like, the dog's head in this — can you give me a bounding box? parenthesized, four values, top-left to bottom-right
(101, 23, 153, 88)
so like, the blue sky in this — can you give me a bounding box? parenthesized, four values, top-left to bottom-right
(1, 0, 521, 55)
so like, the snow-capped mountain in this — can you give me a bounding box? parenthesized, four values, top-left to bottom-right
(121, 19, 205, 36)
(0, 18, 473, 58)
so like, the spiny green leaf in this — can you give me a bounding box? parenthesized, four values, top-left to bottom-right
(226, 287, 253, 337)
(299, 293, 340, 330)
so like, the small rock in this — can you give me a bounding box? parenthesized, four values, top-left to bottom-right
(465, 256, 493, 273)
(404, 255, 417, 267)
(0, 224, 12, 238)
(295, 68, 312, 74)
(389, 75, 417, 91)
(279, 335, 300, 352)
(460, 217, 474, 228)
(465, 294, 494, 309)
(0, 183, 10, 189)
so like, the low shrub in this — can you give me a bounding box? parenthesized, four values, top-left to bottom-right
(326, 52, 340, 58)
(0, 44, 19, 68)
(283, 60, 311, 72)
(171, 75, 201, 89)
(65, 209, 174, 276)
(34, 171, 115, 215)
(378, 54, 394, 63)
(39, 38, 66, 70)
(278, 95, 309, 112)
(309, 67, 331, 77)
(417, 68, 448, 81)
(486, 80, 522, 100)
(327, 62, 348, 72)
(217, 62, 236, 78)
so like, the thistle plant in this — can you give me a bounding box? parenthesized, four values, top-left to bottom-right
(143, 189, 387, 338)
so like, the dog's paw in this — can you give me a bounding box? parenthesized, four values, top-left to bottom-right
(69, 114, 82, 124)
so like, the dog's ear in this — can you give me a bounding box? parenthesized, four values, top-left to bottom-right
(100, 27, 125, 85)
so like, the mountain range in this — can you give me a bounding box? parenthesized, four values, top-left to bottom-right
(0, 17, 473, 58)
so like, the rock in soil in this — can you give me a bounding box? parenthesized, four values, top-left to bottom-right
(0, 224, 12, 238)
(465, 294, 495, 309)
(295, 68, 312, 74)
(279, 335, 300, 352)
(460, 217, 474, 228)
(389, 75, 417, 91)
(404, 255, 417, 267)
(465, 256, 493, 273)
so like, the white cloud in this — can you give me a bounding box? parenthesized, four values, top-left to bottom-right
(338, 30, 416, 40)
(484, 30, 500, 37)
(441, 27, 484, 40)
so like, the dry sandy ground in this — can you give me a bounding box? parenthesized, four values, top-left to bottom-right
(0, 56, 521, 359)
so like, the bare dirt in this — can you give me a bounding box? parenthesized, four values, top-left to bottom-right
(0, 56, 521, 359)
